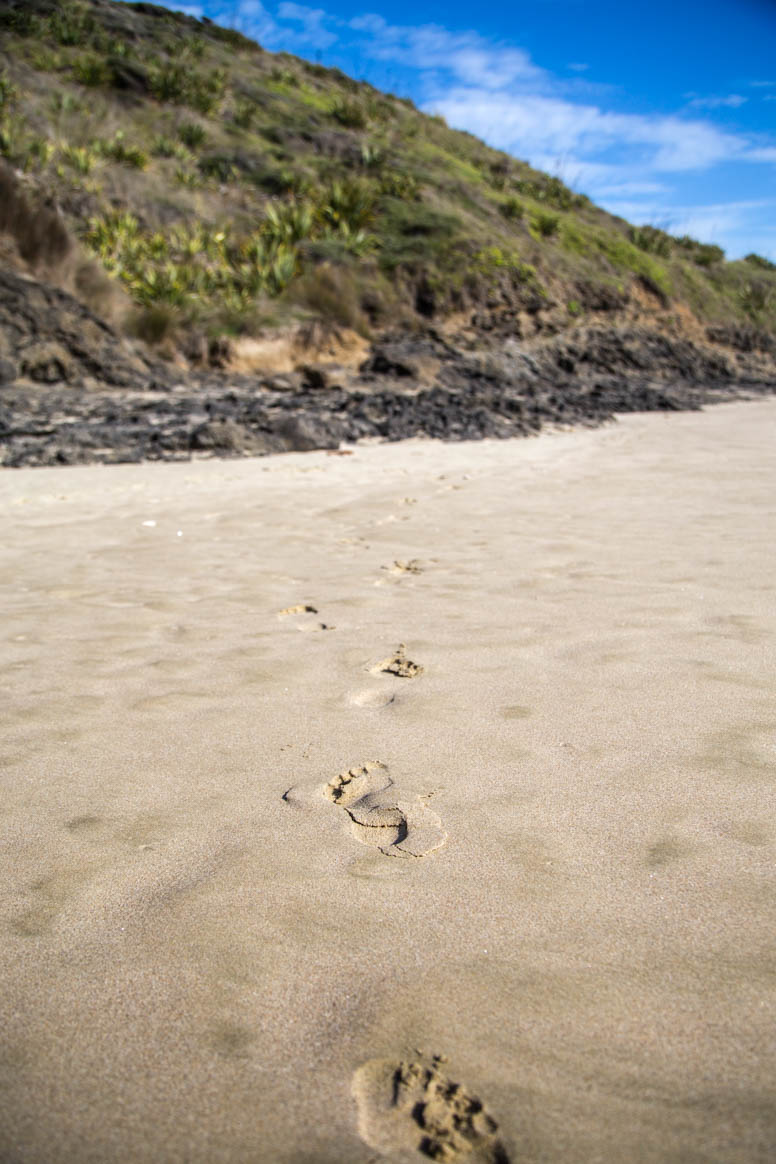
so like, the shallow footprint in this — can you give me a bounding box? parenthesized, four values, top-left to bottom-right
(277, 603, 334, 632)
(383, 559, 424, 576)
(353, 1054, 510, 1162)
(323, 763, 446, 858)
(347, 688, 396, 708)
(370, 643, 423, 679)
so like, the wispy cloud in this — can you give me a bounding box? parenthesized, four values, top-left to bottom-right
(426, 89, 747, 172)
(277, 2, 337, 48)
(349, 13, 546, 90)
(685, 94, 747, 110)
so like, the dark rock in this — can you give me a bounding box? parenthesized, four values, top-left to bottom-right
(0, 268, 168, 391)
(706, 324, 775, 355)
(272, 413, 345, 451)
(299, 364, 329, 390)
(415, 279, 436, 318)
(190, 419, 249, 452)
(21, 342, 74, 384)
(0, 357, 17, 384)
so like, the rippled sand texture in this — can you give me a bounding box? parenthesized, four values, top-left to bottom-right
(1, 400, 775, 1163)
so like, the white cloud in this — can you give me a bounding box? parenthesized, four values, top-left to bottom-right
(686, 94, 747, 110)
(277, 2, 337, 48)
(349, 14, 546, 90)
(425, 89, 747, 173)
(212, 0, 280, 41)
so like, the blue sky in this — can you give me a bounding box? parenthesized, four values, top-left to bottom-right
(160, 0, 776, 259)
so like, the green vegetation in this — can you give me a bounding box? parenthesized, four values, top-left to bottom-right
(744, 253, 776, 271)
(532, 212, 561, 239)
(0, 0, 773, 343)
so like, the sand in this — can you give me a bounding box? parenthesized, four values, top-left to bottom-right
(1, 399, 775, 1163)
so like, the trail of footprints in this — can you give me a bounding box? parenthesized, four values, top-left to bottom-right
(279, 539, 508, 1158)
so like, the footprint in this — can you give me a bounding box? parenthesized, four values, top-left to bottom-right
(348, 689, 396, 708)
(370, 644, 423, 679)
(278, 604, 334, 632)
(352, 1054, 510, 1162)
(323, 763, 446, 858)
(382, 559, 424, 576)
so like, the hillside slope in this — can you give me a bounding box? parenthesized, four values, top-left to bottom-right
(0, 0, 775, 465)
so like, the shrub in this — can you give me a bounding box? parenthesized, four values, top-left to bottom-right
(127, 302, 180, 345)
(82, 210, 300, 308)
(533, 211, 560, 238)
(151, 135, 178, 157)
(72, 55, 112, 87)
(49, 92, 82, 116)
(329, 95, 368, 129)
(269, 66, 296, 86)
(0, 73, 17, 111)
(149, 64, 226, 113)
(693, 243, 725, 267)
(360, 142, 385, 171)
(262, 199, 316, 245)
(318, 178, 377, 233)
(97, 133, 148, 169)
(629, 225, 672, 258)
(232, 100, 255, 129)
(30, 46, 66, 72)
(198, 155, 238, 183)
(289, 263, 369, 331)
(0, 9, 41, 34)
(49, 4, 97, 46)
(0, 119, 18, 162)
(378, 171, 420, 200)
(149, 63, 188, 103)
(181, 35, 206, 60)
(178, 123, 207, 149)
(743, 252, 776, 271)
(513, 174, 581, 211)
(674, 235, 725, 266)
(188, 68, 227, 115)
(739, 279, 772, 317)
(175, 167, 201, 187)
(207, 23, 260, 53)
(500, 196, 524, 221)
(60, 144, 99, 174)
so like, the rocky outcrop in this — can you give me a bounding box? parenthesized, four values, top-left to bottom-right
(1, 268, 774, 467)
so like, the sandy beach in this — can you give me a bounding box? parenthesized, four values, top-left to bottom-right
(1, 399, 775, 1163)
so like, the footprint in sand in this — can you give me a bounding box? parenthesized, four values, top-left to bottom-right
(277, 604, 334, 632)
(347, 688, 396, 708)
(323, 762, 446, 858)
(370, 643, 424, 679)
(375, 560, 425, 588)
(352, 1054, 510, 1162)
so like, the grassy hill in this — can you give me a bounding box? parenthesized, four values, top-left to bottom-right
(1, 0, 775, 353)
